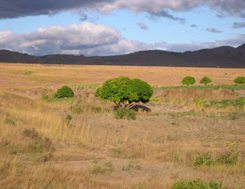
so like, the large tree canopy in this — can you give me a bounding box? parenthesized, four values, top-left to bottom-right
(96, 77, 153, 108)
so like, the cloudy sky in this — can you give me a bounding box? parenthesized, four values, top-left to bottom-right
(0, 0, 244, 56)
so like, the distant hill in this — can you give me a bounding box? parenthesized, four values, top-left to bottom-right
(0, 44, 244, 68)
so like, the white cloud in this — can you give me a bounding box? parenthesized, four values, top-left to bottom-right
(0, 22, 147, 56)
(0, 22, 244, 56)
(154, 34, 245, 52)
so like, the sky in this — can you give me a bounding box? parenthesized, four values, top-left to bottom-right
(0, 0, 244, 56)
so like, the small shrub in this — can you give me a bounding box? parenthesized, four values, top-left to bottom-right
(65, 114, 72, 124)
(114, 108, 136, 120)
(172, 179, 223, 189)
(182, 76, 196, 86)
(194, 97, 209, 108)
(194, 153, 213, 167)
(54, 86, 74, 98)
(200, 77, 212, 85)
(234, 76, 245, 84)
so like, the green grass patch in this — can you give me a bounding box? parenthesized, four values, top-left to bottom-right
(208, 98, 245, 109)
(156, 84, 245, 90)
(172, 179, 224, 189)
(194, 97, 245, 109)
(149, 96, 161, 104)
(76, 83, 100, 90)
(194, 152, 238, 167)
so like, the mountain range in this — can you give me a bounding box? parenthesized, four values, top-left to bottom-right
(0, 43, 244, 68)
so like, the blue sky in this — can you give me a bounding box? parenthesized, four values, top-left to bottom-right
(0, 1, 244, 56)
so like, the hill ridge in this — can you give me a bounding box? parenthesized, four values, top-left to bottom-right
(0, 43, 244, 68)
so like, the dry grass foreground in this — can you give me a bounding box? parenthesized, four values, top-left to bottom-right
(0, 63, 245, 189)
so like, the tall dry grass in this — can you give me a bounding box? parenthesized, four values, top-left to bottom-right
(0, 64, 245, 188)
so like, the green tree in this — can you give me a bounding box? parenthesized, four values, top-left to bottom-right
(182, 76, 196, 86)
(234, 76, 245, 84)
(200, 76, 212, 85)
(55, 86, 74, 98)
(96, 77, 153, 108)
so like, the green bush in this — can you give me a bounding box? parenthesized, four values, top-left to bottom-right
(194, 152, 238, 167)
(55, 86, 74, 98)
(182, 76, 196, 86)
(200, 77, 212, 85)
(114, 108, 136, 120)
(172, 179, 223, 189)
(96, 77, 153, 108)
(194, 153, 213, 167)
(234, 76, 245, 84)
(65, 114, 72, 124)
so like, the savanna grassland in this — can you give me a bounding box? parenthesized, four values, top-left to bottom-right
(0, 63, 245, 189)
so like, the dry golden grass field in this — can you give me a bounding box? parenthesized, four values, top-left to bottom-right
(0, 63, 245, 189)
(0, 63, 244, 89)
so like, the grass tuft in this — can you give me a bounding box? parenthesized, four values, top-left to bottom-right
(172, 179, 224, 189)
(194, 152, 238, 167)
